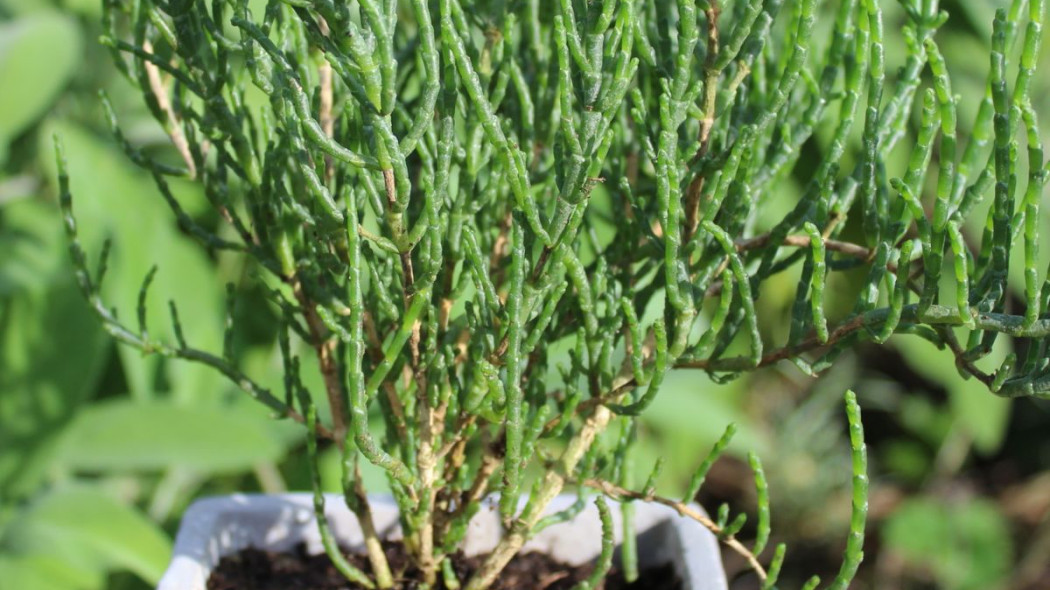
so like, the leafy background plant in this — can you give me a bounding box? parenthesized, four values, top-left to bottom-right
(0, 0, 1047, 589)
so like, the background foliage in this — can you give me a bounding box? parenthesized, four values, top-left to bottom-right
(0, 0, 1048, 589)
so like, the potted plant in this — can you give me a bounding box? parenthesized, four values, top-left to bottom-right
(57, 0, 1047, 587)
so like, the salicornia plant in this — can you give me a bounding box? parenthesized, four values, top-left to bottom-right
(57, 0, 1047, 587)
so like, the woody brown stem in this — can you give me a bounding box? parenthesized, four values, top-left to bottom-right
(142, 41, 196, 178)
(463, 393, 622, 590)
(683, 3, 722, 244)
(346, 457, 394, 589)
(363, 311, 411, 444)
(704, 234, 889, 298)
(293, 281, 349, 441)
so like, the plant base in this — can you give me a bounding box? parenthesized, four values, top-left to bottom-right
(206, 537, 681, 589)
(158, 494, 727, 590)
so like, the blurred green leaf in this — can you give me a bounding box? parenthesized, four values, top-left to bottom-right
(319, 445, 392, 495)
(883, 495, 1012, 590)
(946, 0, 1009, 39)
(56, 399, 289, 472)
(2, 486, 170, 585)
(642, 370, 762, 452)
(882, 439, 934, 484)
(0, 200, 109, 497)
(0, 555, 98, 590)
(636, 370, 762, 495)
(50, 0, 102, 18)
(0, 174, 37, 206)
(893, 334, 1011, 454)
(0, 0, 57, 15)
(0, 198, 68, 294)
(0, 13, 80, 150)
(41, 120, 225, 402)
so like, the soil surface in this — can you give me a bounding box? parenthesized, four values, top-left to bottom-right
(207, 540, 682, 590)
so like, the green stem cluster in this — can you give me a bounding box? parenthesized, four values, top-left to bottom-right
(59, 0, 1048, 588)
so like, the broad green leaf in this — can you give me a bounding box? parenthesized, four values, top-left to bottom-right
(0, 197, 71, 294)
(3, 486, 170, 585)
(0, 556, 95, 590)
(49, 0, 102, 17)
(893, 334, 1011, 454)
(0, 441, 60, 501)
(0, 14, 80, 149)
(883, 495, 1012, 590)
(642, 370, 762, 453)
(0, 200, 110, 496)
(0, 0, 58, 15)
(56, 399, 288, 473)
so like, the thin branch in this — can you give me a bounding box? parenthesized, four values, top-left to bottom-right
(293, 281, 350, 441)
(683, 1, 723, 243)
(580, 477, 768, 583)
(704, 234, 888, 297)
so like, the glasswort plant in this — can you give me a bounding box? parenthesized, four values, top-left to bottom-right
(58, 0, 1046, 587)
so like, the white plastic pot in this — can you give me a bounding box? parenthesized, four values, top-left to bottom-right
(158, 493, 728, 590)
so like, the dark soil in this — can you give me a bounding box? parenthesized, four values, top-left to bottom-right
(207, 540, 681, 590)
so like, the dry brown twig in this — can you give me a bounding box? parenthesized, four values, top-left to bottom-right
(704, 233, 892, 297)
(142, 41, 196, 178)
